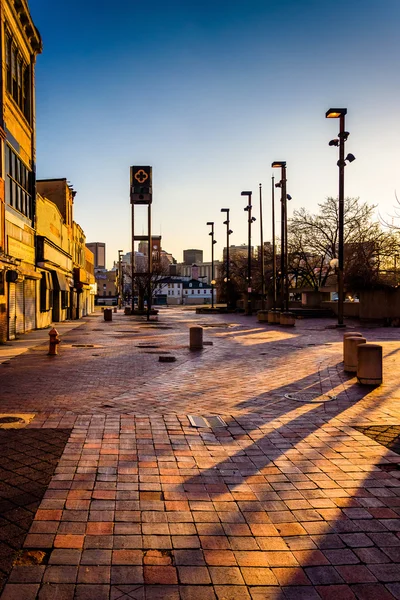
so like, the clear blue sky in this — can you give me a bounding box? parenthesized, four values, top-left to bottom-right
(29, 0, 400, 267)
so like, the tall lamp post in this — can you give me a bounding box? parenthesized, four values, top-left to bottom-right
(326, 108, 356, 327)
(271, 162, 288, 311)
(207, 222, 217, 308)
(118, 249, 123, 309)
(271, 176, 277, 310)
(221, 208, 233, 309)
(259, 183, 266, 310)
(241, 191, 255, 316)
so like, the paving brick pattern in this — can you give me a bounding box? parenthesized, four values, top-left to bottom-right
(0, 429, 71, 594)
(1, 308, 400, 598)
(354, 426, 400, 456)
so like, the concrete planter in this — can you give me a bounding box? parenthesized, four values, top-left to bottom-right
(280, 312, 295, 326)
(124, 307, 132, 315)
(268, 310, 281, 324)
(257, 310, 269, 323)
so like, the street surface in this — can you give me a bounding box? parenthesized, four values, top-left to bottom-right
(0, 307, 400, 599)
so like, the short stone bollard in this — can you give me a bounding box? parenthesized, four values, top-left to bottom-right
(113, 307, 117, 313)
(344, 336, 366, 372)
(343, 331, 363, 356)
(357, 343, 383, 386)
(257, 310, 269, 323)
(104, 308, 113, 322)
(124, 307, 132, 315)
(190, 326, 203, 350)
(280, 312, 295, 327)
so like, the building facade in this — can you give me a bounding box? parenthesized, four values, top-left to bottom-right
(176, 260, 221, 284)
(35, 192, 73, 327)
(183, 249, 203, 265)
(0, 0, 42, 342)
(86, 241, 105, 269)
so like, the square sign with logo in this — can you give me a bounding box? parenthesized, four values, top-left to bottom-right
(130, 166, 152, 204)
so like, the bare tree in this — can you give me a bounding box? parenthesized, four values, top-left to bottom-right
(288, 197, 400, 292)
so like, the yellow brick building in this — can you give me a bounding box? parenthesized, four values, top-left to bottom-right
(0, 0, 41, 341)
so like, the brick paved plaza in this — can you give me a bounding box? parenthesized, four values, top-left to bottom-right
(0, 307, 400, 599)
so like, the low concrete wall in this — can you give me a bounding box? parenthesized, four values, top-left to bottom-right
(322, 301, 360, 318)
(359, 289, 400, 321)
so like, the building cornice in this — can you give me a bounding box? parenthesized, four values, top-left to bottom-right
(9, 0, 42, 55)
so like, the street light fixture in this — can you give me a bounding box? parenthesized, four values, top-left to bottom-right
(326, 107, 356, 327)
(241, 191, 253, 316)
(221, 208, 233, 310)
(271, 162, 289, 311)
(207, 222, 216, 308)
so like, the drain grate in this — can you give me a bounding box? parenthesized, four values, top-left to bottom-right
(159, 355, 176, 362)
(284, 392, 337, 403)
(71, 344, 95, 348)
(188, 415, 227, 428)
(137, 344, 160, 348)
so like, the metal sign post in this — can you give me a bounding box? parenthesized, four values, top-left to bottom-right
(130, 166, 153, 320)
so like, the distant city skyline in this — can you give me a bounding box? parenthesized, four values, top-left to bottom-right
(30, 0, 400, 268)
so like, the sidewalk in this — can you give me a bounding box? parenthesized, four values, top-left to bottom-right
(0, 319, 88, 365)
(0, 308, 400, 599)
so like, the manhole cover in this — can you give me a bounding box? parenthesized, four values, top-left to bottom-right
(284, 392, 337, 403)
(0, 417, 24, 424)
(0, 413, 35, 428)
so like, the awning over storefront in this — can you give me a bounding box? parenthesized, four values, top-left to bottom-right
(51, 271, 69, 291)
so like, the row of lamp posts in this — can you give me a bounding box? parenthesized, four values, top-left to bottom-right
(206, 108, 355, 326)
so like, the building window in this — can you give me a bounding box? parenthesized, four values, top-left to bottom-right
(191, 290, 194, 294)
(198, 290, 200, 294)
(5, 30, 31, 122)
(40, 273, 53, 312)
(5, 145, 32, 219)
(61, 291, 69, 309)
(204, 290, 206, 294)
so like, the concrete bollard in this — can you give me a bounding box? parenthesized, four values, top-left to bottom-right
(124, 307, 132, 315)
(190, 326, 203, 350)
(343, 332, 363, 356)
(257, 310, 269, 323)
(344, 336, 366, 372)
(48, 327, 60, 355)
(357, 343, 383, 386)
(113, 307, 117, 313)
(280, 312, 295, 327)
(104, 308, 113, 322)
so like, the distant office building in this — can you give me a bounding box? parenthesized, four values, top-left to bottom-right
(183, 249, 203, 265)
(176, 261, 221, 284)
(86, 242, 106, 269)
(223, 245, 253, 261)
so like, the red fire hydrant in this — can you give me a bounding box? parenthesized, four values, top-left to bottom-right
(48, 327, 60, 355)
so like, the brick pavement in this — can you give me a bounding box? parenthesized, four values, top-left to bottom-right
(1, 308, 400, 598)
(0, 428, 71, 594)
